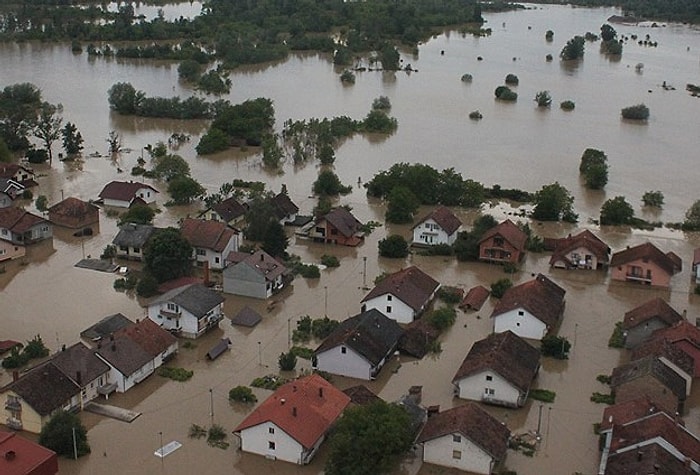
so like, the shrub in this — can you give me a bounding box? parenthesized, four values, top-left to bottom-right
(101, 244, 117, 259)
(340, 70, 355, 84)
(321, 255, 340, 267)
(546, 54, 553, 62)
(378, 234, 409, 258)
(460, 73, 473, 82)
(297, 264, 320, 278)
(251, 375, 288, 390)
(529, 389, 556, 403)
(278, 351, 297, 371)
(560, 100, 575, 110)
(505, 73, 519, 85)
(229, 386, 257, 403)
(426, 307, 457, 331)
(189, 424, 207, 438)
(312, 317, 340, 340)
(590, 392, 615, 404)
(468, 110, 483, 120)
(22, 189, 33, 200)
(437, 287, 462, 304)
(535, 90, 552, 107)
(608, 322, 625, 348)
(495, 86, 517, 101)
(642, 190, 664, 208)
(621, 103, 649, 120)
(290, 346, 314, 360)
(207, 424, 229, 449)
(136, 274, 159, 297)
(541, 335, 571, 359)
(371, 96, 391, 111)
(157, 367, 193, 381)
(596, 374, 611, 385)
(490, 278, 512, 298)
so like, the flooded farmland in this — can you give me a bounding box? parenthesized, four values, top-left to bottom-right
(2, 3, 700, 474)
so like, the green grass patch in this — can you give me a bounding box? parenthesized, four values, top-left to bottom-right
(528, 389, 556, 403)
(157, 366, 193, 382)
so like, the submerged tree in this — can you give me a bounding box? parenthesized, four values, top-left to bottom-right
(600, 196, 634, 225)
(143, 227, 192, 283)
(39, 411, 90, 458)
(61, 122, 84, 157)
(33, 102, 63, 165)
(532, 182, 577, 222)
(560, 35, 585, 60)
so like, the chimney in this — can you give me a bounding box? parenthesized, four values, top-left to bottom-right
(76, 371, 82, 385)
(319, 387, 323, 398)
(280, 398, 286, 405)
(260, 252, 264, 261)
(110, 334, 114, 341)
(281, 184, 288, 195)
(292, 407, 297, 417)
(136, 318, 140, 323)
(61, 344, 66, 351)
(5, 450, 16, 461)
(427, 405, 440, 417)
(293, 385, 297, 392)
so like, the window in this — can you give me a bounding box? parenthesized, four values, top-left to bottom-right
(268, 441, 275, 450)
(486, 375, 493, 381)
(215, 257, 220, 264)
(484, 388, 495, 396)
(167, 303, 179, 312)
(452, 450, 462, 460)
(518, 310, 524, 316)
(133, 247, 140, 253)
(494, 237, 504, 247)
(268, 427, 275, 434)
(341, 346, 347, 354)
(119, 246, 128, 252)
(196, 249, 206, 256)
(386, 306, 392, 313)
(452, 434, 461, 443)
(387, 295, 392, 301)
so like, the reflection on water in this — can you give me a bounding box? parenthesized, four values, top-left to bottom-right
(1, 3, 700, 475)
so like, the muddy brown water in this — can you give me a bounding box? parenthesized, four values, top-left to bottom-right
(2, 4, 700, 474)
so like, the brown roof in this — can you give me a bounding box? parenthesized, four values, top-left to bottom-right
(478, 219, 527, 251)
(114, 318, 177, 358)
(650, 320, 700, 347)
(157, 276, 203, 294)
(549, 229, 610, 266)
(95, 335, 153, 376)
(609, 412, 700, 466)
(180, 218, 237, 252)
(610, 242, 681, 276)
(460, 285, 490, 311)
(234, 374, 350, 449)
(600, 396, 671, 433)
(343, 385, 383, 406)
(413, 206, 462, 235)
(98, 181, 158, 201)
(631, 338, 695, 377)
(4, 362, 80, 416)
(0, 207, 47, 233)
(0, 430, 58, 475)
(322, 208, 363, 238)
(211, 196, 247, 222)
(622, 298, 683, 331)
(361, 266, 440, 312)
(452, 331, 540, 392)
(417, 403, 510, 461)
(271, 192, 299, 219)
(229, 249, 286, 282)
(51, 342, 110, 386)
(611, 356, 687, 401)
(47, 197, 98, 220)
(0, 340, 22, 353)
(491, 274, 566, 328)
(397, 319, 440, 358)
(605, 441, 695, 474)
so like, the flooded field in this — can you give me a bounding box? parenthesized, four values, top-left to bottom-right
(2, 3, 700, 474)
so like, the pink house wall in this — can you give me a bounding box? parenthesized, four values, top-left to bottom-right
(610, 259, 672, 287)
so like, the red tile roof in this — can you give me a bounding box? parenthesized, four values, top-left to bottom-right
(417, 403, 510, 461)
(650, 320, 700, 347)
(180, 218, 237, 252)
(491, 273, 566, 328)
(211, 196, 247, 222)
(322, 208, 363, 238)
(234, 374, 350, 449)
(47, 197, 98, 220)
(600, 396, 672, 433)
(115, 318, 177, 358)
(630, 337, 695, 377)
(413, 206, 462, 235)
(478, 219, 527, 251)
(0, 430, 58, 475)
(452, 330, 540, 392)
(604, 441, 695, 474)
(459, 285, 490, 311)
(622, 298, 683, 331)
(0, 207, 47, 233)
(98, 181, 158, 201)
(610, 242, 681, 276)
(549, 229, 610, 266)
(361, 266, 440, 312)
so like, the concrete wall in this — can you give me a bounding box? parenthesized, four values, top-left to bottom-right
(455, 370, 522, 407)
(363, 294, 414, 324)
(423, 434, 495, 474)
(314, 346, 373, 380)
(493, 308, 548, 340)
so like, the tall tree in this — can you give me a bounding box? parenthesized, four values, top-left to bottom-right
(39, 411, 90, 458)
(532, 182, 577, 222)
(61, 122, 84, 156)
(262, 220, 289, 258)
(143, 228, 193, 283)
(0, 82, 42, 151)
(33, 102, 63, 165)
(600, 196, 634, 225)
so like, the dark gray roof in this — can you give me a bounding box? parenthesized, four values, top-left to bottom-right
(51, 342, 110, 385)
(80, 313, 134, 342)
(112, 223, 156, 248)
(150, 284, 225, 318)
(5, 362, 80, 416)
(95, 335, 153, 376)
(314, 309, 404, 365)
(207, 338, 231, 360)
(231, 306, 262, 327)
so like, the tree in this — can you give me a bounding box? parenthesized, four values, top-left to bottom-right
(35, 195, 48, 212)
(261, 133, 283, 168)
(505, 73, 519, 85)
(361, 109, 397, 133)
(372, 96, 391, 111)
(152, 152, 190, 181)
(143, 227, 193, 283)
(0, 82, 42, 151)
(684, 200, 700, 231)
(107, 82, 142, 114)
(135, 274, 159, 297)
(278, 351, 297, 371)
(39, 410, 90, 458)
(541, 335, 571, 359)
(178, 59, 202, 83)
(642, 191, 664, 208)
(340, 70, 355, 84)
(378, 234, 409, 258)
(560, 35, 585, 60)
(262, 220, 289, 257)
(600, 24, 617, 42)
(621, 104, 649, 120)
(379, 44, 400, 71)
(0, 138, 11, 162)
(535, 90, 552, 107)
(245, 194, 277, 241)
(495, 86, 517, 101)
(545, 30, 554, 41)
(325, 401, 413, 475)
(106, 130, 121, 154)
(167, 176, 206, 205)
(600, 196, 634, 225)
(385, 186, 419, 224)
(532, 182, 577, 222)
(61, 122, 83, 157)
(313, 170, 352, 196)
(579, 148, 609, 189)
(490, 278, 512, 298)
(118, 205, 155, 225)
(229, 386, 257, 403)
(33, 102, 63, 165)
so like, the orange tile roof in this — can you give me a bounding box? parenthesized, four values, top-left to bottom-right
(180, 218, 237, 252)
(610, 242, 681, 276)
(115, 318, 177, 358)
(600, 396, 672, 433)
(234, 374, 350, 449)
(478, 219, 527, 251)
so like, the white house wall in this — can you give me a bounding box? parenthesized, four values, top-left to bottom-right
(493, 308, 548, 340)
(315, 346, 373, 380)
(412, 219, 455, 246)
(240, 422, 306, 464)
(103, 198, 131, 208)
(455, 371, 522, 407)
(363, 294, 415, 324)
(423, 434, 495, 474)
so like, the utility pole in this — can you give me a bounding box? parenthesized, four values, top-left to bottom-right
(257, 341, 262, 366)
(287, 317, 292, 349)
(324, 286, 328, 316)
(209, 388, 214, 426)
(72, 426, 78, 460)
(536, 404, 543, 438)
(362, 256, 367, 289)
(158, 431, 164, 469)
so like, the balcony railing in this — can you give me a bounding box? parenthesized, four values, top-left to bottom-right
(626, 273, 652, 283)
(6, 417, 22, 430)
(5, 400, 21, 411)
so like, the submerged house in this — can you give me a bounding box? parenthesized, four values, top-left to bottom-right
(610, 242, 682, 288)
(112, 223, 157, 260)
(621, 298, 684, 349)
(307, 208, 364, 246)
(223, 250, 287, 299)
(199, 196, 248, 228)
(549, 229, 610, 270)
(478, 219, 527, 265)
(98, 181, 158, 208)
(411, 206, 462, 247)
(180, 218, 238, 270)
(0, 208, 52, 245)
(48, 197, 99, 230)
(146, 284, 225, 339)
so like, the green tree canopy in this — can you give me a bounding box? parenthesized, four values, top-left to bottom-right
(378, 234, 409, 258)
(385, 186, 419, 224)
(0, 82, 42, 151)
(579, 148, 609, 189)
(167, 176, 206, 205)
(684, 200, 700, 231)
(152, 152, 190, 181)
(325, 401, 413, 475)
(262, 220, 289, 258)
(532, 182, 577, 222)
(118, 205, 155, 225)
(600, 196, 635, 225)
(39, 411, 90, 458)
(143, 227, 192, 283)
(560, 35, 585, 60)
(313, 170, 352, 196)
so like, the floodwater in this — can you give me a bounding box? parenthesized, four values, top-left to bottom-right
(1, 3, 700, 474)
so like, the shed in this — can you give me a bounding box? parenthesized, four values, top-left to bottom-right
(460, 285, 490, 311)
(207, 338, 232, 360)
(231, 306, 262, 327)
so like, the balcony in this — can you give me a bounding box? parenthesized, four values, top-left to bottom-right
(5, 400, 21, 411)
(626, 273, 652, 283)
(5, 417, 22, 430)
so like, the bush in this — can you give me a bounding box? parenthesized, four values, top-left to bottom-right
(596, 374, 611, 385)
(207, 424, 229, 449)
(490, 278, 512, 298)
(290, 346, 314, 360)
(529, 389, 556, 403)
(297, 263, 320, 278)
(39, 411, 90, 457)
(136, 274, 159, 297)
(340, 70, 355, 84)
(608, 322, 625, 348)
(22, 189, 33, 200)
(372, 96, 391, 111)
(113, 276, 137, 291)
(157, 366, 193, 381)
(495, 86, 517, 101)
(251, 375, 288, 390)
(461, 73, 473, 82)
(591, 392, 615, 404)
(378, 234, 409, 258)
(278, 351, 297, 371)
(229, 386, 257, 403)
(321, 255, 340, 267)
(621, 103, 649, 120)
(101, 244, 117, 259)
(560, 100, 575, 110)
(426, 307, 457, 331)
(468, 110, 483, 120)
(312, 317, 340, 340)
(642, 190, 664, 208)
(535, 90, 552, 107)
(541, 335, 571, 359)
(437, 287, 462, 304)
(504, 73, 519, 85)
